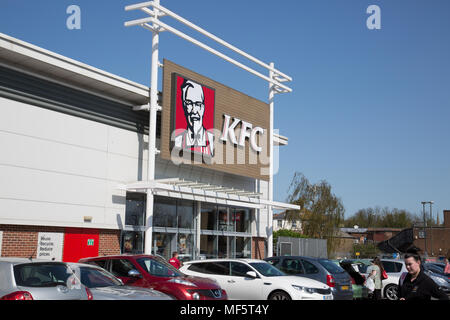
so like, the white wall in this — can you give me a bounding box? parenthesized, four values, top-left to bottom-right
(0, 97, 148, 229)
(0, 96, 270, 238)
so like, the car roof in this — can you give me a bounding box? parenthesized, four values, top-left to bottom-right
(184, 258, 266, 264)
(0, 257, 64, 265)
(79, 254, 156, 261)
(265, 256, 325, 261)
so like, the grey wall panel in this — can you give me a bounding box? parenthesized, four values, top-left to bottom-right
(0, 65, 157, 135)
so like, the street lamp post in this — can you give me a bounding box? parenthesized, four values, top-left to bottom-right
(421, 201, 427, 257)
(429, 201, 434, 256)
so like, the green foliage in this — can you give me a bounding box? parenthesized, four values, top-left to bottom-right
(286, 172, 345, 256)
(273, 229, 307, 242)
(344, 206, 421, 228)
(352, 243, 380, 259)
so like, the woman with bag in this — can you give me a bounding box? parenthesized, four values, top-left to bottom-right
(366, 257, 385, 300)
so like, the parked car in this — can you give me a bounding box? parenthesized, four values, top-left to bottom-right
(69, 262, 172, 300)
(264, 256, 353, 300)
(0, 258, 90, 300)
(423, 262, 450, 280)
(333, 260, 369, 299)
(180, 258, 333, 300)
(79, 254, 227, 300)
(422, 263, 450, 296)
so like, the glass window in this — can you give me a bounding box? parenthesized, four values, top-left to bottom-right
(125, 192, 146, 226)
(230, 262, 253, 277)
(201, 204, 217, 230)
(235, 237, 251, 258)
(153, 232, 175, 260)
(203, 262, 230, 275)
(137, 257, 181, 277)
(218, 207, 234, 232)
(382, 261, 402, 273)
(153, 197, 177, 228)
(14, 263, 73, 287)
(200, 235, 218, 259)
(178, 233, 194, 262)
(301, 259, 319, 274)
(318, 259, 345, 274)
(218, 236, 235, 258)
(187, 262, 230, 275)
(86, 260, 108, 270)
(79, 266, 122, 288)
(121, 231, 144, 254)
(178, 200, 194, 229)
(110, 259, 137, 278)
(234, 208, 251, 233)
(249, 262, 285, 277)
(265, 258, 280, 266)
(281, 259, 304, 275)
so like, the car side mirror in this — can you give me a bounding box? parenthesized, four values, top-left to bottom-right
(128, 269, 142, 278)
(246, 271, 258, 279)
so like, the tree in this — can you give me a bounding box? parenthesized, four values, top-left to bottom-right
(286, 172, 345, 256)
(344, 206, 420, 228)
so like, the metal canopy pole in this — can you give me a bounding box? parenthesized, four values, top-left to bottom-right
(144, 0, 160, 255)
(125, 0, 296, 257)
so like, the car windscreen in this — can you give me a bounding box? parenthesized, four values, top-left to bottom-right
(14, 263, 73, 287)
(79, 266, 123, 288)
(249, 262, 286, 277)
(137, 257, 182, 277)
(318, 259, 345, 274)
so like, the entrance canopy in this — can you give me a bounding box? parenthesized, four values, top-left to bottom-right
(119, 179, 300, 211)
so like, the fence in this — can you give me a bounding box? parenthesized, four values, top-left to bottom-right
(276, 237, 328, 258)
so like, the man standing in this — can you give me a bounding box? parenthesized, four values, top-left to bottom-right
(399, 252, 449, 300)
(169, 251, 182, 269)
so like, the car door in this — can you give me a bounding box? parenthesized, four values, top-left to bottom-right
(298, 259, 322, 282)
(109, 259, 147, 287)
(229, 262, 263, 300)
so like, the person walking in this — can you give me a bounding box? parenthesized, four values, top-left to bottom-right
(399, 252, 449, 300)
(444, 257, 450, 275)
(168, 251, 182, 269)
(367, 257, 384, 300)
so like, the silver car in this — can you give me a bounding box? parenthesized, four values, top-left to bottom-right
(0, 258, 89, 300)
(69, 263, 173, 300)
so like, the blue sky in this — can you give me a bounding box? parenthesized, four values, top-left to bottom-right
(1, 1, 449, 221)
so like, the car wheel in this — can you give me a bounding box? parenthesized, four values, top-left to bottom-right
(384, 284, 399, 301)
(269, 290, 291, 300)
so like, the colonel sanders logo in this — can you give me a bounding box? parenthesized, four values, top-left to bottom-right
(173, 76, 215, 157)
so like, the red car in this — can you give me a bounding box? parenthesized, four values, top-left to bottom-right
(79, 254, 227, 300)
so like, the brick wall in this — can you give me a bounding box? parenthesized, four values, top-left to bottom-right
(252, 237, 266, 259)
(0, 224, 121, 259)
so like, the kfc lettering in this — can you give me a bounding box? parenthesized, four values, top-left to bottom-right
(220, 114, 265, 152)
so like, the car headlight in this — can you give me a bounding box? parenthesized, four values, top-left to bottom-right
(292, 285, 315, 294)
(167, 278, 197, 287)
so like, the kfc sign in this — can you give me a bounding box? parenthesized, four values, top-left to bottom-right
(173, 75, 215, 157)
(162, 59, 271, 180)
(172, 74, 265, 157)
(220, 115, 265, 152)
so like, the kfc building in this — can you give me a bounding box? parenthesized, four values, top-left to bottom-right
(0, 32, 297, 262)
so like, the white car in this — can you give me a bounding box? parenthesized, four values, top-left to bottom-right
(180, 259, 333, 300)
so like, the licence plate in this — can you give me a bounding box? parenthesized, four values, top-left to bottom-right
(323, 295, 333, 300)
(341, 286, 349, 291)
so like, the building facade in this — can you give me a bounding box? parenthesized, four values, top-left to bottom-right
(0, 33, 295, 262)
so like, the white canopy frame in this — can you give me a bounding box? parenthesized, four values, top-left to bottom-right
(124, 1, 297, 256)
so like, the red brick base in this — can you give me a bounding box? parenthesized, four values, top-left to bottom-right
(252, 237, 266, 259)
(0, 224, 120, 260)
